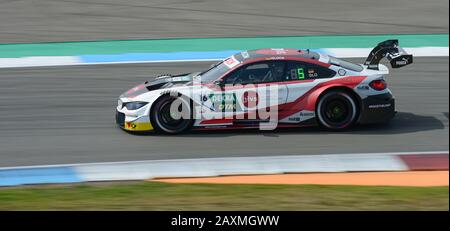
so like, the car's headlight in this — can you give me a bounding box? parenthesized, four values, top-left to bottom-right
(124, 101, 148, 110)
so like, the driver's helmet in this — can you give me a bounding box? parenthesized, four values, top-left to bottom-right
(272, 63, 285, 80)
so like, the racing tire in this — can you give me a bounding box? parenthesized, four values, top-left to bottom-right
(316, 90, 359, 130)
(150, 95, 194, 134)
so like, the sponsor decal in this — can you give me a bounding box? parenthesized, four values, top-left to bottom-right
(396, 58, 409, 65)
(126, 122, 137, 129)
(219, 103, 236, 110)
(288, 117, 301, 122)
(241, 51, 250, 59)
(171, 76, 191, 82)
(307, 69, 318, 78)
(266, 56, 285, 60)
(207, 93, 237, 112)
(209, 93, 235, 103)
(368, 103, 391, 109)
(125, 122, 154, 131)
(256, 48, 298, 56)
(285, 111, 315, 123)
(223, 56, 240, 68)
(299, 111, 315, 117)
(271, 48, 287, 55)
(357, 85, 370, 90)
(242, 91, 259, 108)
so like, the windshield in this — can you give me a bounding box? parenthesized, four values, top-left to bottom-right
(329, 56, 364, 72)
(198, 61, 231, 83)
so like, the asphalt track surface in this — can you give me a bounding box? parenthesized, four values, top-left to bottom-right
(0, 57, 448, 167)
(0, 0, 448, 43)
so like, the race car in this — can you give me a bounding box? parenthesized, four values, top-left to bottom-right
(116, 39, 412, 134)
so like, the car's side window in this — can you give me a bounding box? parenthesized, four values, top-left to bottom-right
(224, 61, 286, 85)
(285, 61, 336, 81)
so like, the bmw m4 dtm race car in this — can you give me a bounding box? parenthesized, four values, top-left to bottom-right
(116, 39, 413, 134)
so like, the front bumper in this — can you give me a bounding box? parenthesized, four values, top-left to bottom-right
(115, 110, 154, 131)
(358, 93, 396, 124)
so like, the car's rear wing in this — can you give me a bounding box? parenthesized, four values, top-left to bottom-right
(364, 39, 413, 70)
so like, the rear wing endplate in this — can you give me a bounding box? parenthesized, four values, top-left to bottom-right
(364, 39, 413, 70)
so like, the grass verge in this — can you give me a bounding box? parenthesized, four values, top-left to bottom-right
(0, 182, 447, 210)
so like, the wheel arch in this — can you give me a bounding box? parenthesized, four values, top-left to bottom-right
(149, 91, 196, 134)
(317, 86, 362, 110)
(312, 85, 363, 127)
(306, 85, 362, 116)
(149, 91, 196, 121)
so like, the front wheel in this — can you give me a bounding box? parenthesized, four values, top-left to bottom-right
(316, 90, 359, 130)
(151, 95, 193, 134)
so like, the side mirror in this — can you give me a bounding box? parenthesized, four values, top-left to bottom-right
(214, 79, 225, 89)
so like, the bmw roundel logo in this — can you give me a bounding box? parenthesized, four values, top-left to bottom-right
(338, 69, 347, 76)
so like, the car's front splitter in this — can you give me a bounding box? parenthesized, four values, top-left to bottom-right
(116, 110, 154, 131)
(123, 121, 154, 131)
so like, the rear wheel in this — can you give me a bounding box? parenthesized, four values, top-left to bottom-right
(151, 95, 193, 134)
(316, 90, 359, 130)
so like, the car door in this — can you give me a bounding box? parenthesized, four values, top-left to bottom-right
(221, 60, 288, 125)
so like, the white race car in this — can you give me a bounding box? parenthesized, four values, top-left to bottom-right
(116, 39, 412, 134)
